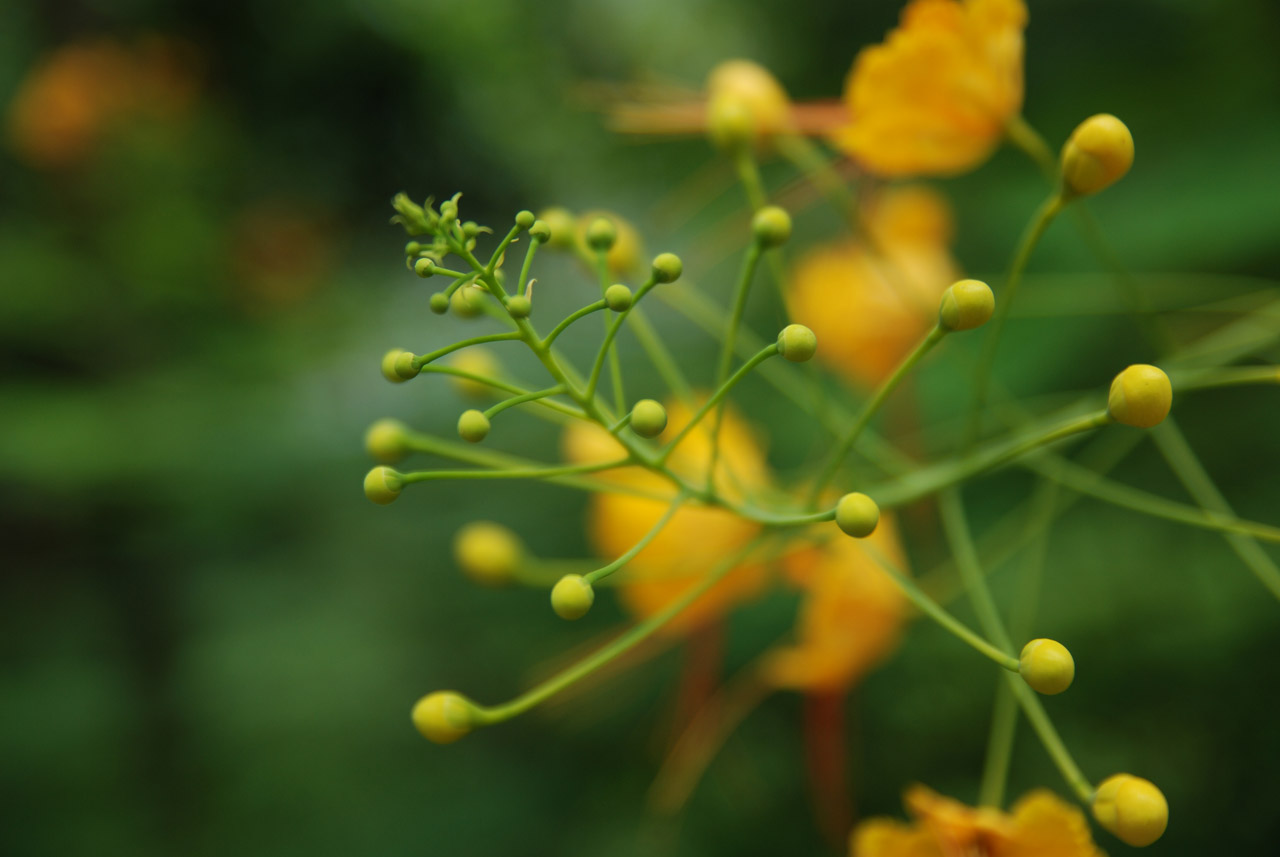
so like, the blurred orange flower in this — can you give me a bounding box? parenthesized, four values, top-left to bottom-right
(787, 185, 959, 388)
(7, 36, 200, 169)
(852, 785, 1103, 857)
(833, 0, 1026, 177)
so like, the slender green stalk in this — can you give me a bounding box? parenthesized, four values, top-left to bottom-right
(469, 535, 770, 725)
(1151, 419, 1280, 599)
(623, 306, 696, 407)
(1172, 365, 1280, 393)
(809, 325, 947, 505)
(486, 222, 524, 274)
(411, 331, 522, 369)
(659, 345, 779, 465)
(586, 495, 686, 584)
(419, 366, 588, 420)
(400, 458, 632, 484)
(542, 300, 608, 348)
(516, 234, 540, 295)
(483, 386, 565, 420)
(595, 250, 627, 415)
(978, 682, 1019, 808)
(1004, 673, 1095, 803)
(708, 240, 765, 484)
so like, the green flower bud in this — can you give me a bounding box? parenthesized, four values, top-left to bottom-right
(439, 200, 458, 224)
(1108, 364, 1172, 428)
(461, 221, 480, 239)
(451, 285, 485, 319)
(414, 257, 435, 278)
(457, 409, 491, 443)
(630, 399, 668, 438)
(364, 466, 404, 505)
(429, 292, 450, 314)
(586, 217, 617, 252)
(537, 207, 576, 248)
(651, 252, 683, 284)
(551, 574, 595, 620)
(1019, 638, 1075, 695)
(605, 284, 633, 311)
(514, 210, 535, 229)
(938, 279, 995, 332)
(835, 492, 879, 538)
(752, 206, 792, 248)
(365, 418, 410, 463)
(454, 521, 524, 586)
(529, 220, 552, 243)
(777, 324, 817, 362)
(382, 349, 406, 383)
(412, 691, 475, 744)
(405, 241, 422, 255)
(393, 350, 420, 381)
(708, 96, 754, 152)
(506, 295, 532, 319)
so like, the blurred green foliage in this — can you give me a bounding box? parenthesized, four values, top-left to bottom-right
(2, 1, 1279, 855)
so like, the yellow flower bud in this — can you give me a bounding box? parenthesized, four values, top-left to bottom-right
(1107, 364, 1172, 428)
(835, 492, 879, 538)
(365, 418, 410, 463)
(577, 211, 641, 274)
(630, 398, 668, 438)
(450, 348, 500, 400)
(651, 252, 683, 284)
(776, 324, 817, 363)
(393, 350, 420, 381)
(537, 207, 576, 248)
(528, 220, 551, 243)
(381, 348, 411, 383)
(363, 466, 403, 505)
(453, 521, 523, 586)
(705, 59, 791, 149)
(551, 574, 594, 620)
(506, 295, 532, 319)
(1093, 774, 1168, 847)
(1019, 638, 1075, 695)
(457, 409, 491, 443)
(707, 96, 754, 151)
(752, 206, 792, 248)
(585, 217, 616, 252)
(414, 257, 435, 278)
(938, 279, 995, 332)
(1061, 114, 1134, 198)
(605, 284, 633, 311)
(411, 691, 475, 744)
(429, 292, 450, 314)
(514, 209, 535, 230)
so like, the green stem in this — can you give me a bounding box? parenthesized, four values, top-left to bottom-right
(808, 325, 947, 505)
(978, 683, 1019, 808)
(483, 385, 565, 419)
(1172, 365, 1280, 393)
(411, 331, 522, 369)
(709, 240, 765, 484)
(399, 457, 632, 484)
(659, 344, 779, 465)
(595, 250, 627, 415)
(624, 306, 696, 407)
(516, 234, 540, 295)
(419, 366, 588, 420)
(542, 300, 608, 348)
(486, 222, 524, 274)
(585, 494, 686, 584)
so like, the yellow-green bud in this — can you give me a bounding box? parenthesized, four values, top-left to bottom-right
(381, 348, 411, 383)
(414, 257, 435, 278)
(551, 574, 594, 620)
(439, 200, 458, 224)
(777, 324, 817, 362)
(752, 206, 791, 248)
(537, 207, 576, 248)
(651, 252, 683, 284)
(365, 418, 410, 463)
(586, 217, 616, 252)
(1019, 638, 1075, 695)
(457, 409, 490, 443)
(429, 292, 450, 314)
(450, 348, 500, 399)
(451, 285, 485, 318)
(461, 220, 480, 238)
(630, 399, 668, 438)
(605, 284, 633, 311)
(1108, 364, 1172, 428)
(454, 521, 523, 586)
(393, 350, 420, 381)
(514, 210, 535, 229)
(405, 241, 422, 255)
(364, 466, 404, 505)
(1093, 774, 1168, 847)
(835, 492, 879, 538)
(411, 691, 474, 744)
(938, 279, 995, 332)
(529, 220, 551, 243)
(506, 295, 532, 319)
(1061, 114, 1134, 198)
(707, 96, 754, 151)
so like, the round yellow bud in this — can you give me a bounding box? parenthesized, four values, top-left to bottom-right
(414, 257, 435, 278)
(429, 292, 450, 314)
(1019, 638, 1075, 695)
(537, 207, 576, 248)
(457, 409, 490, 443)
(835, 492, 879, 538)
(1061, 114, 1134, 198)
(752, 206, 792, 248)
(449, 348, 500, 400)
(777, 324, 817, 362)
(630, 399, 668, 438)
(577, 211, 640, 274)
(393, 350, 420, 381)
(939, 279, 995, 332)
(514, 210, 535, 229)
(1108, 364, 1172, 428)
(365, 418, 409, 463)
(705, 59, 790, 148)
(551, 574, 594, 620)
(1093, 774, 1168, 847)
(381, 348, 411, 383)
(450, 285, 486, 318)
(585, 217, 616, 252)
(411, 691, 474, 744)
(605, 284, 633, 311)
(363, 466, 403, 505)
(651, 252, 683, 284)
(453, 521, 523, 586)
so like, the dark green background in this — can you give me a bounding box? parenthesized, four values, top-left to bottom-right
(2, 1, 1278, 854)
